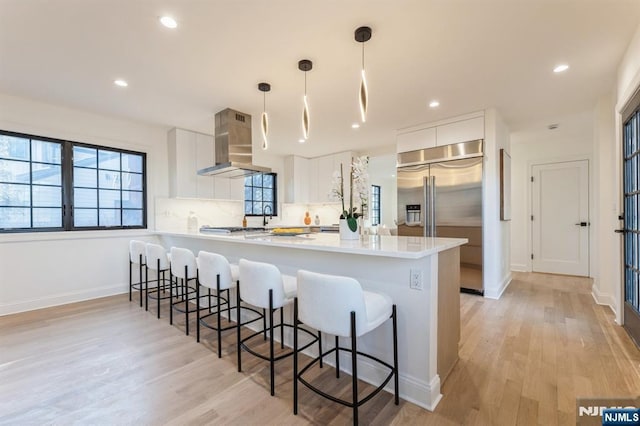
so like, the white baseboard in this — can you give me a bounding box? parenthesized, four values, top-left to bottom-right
(0, 284, 127, 316)
(510, 263, 528, 272)
(591, 283, 617, 316)
(484, 272, 513, 300)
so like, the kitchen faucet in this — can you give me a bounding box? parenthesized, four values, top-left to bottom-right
(263, 204, 273, 227)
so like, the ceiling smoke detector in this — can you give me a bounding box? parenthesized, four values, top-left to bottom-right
(547, 123, 559, 130)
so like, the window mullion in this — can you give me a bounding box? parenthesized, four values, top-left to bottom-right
(62, 142, 74, 230)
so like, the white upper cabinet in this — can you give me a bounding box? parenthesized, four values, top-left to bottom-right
(397, 127, 436, 153)
(168, 128, 217, 199)
(284, 155, 310, 203)
(285, 151, 353, 203)
(396, 113, 485, 153)
(195, 133, 215, 199)
(435, 116, 484, 146)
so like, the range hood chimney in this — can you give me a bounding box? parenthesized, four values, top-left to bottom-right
(197, 108, 272, 178)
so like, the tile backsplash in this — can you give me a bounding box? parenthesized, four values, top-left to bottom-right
(155, 197, 344, 232)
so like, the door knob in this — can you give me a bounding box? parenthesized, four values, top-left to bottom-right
(614, 229, 626, 234)
(574, 222, 589, 227)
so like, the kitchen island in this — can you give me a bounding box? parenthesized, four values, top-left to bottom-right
(157, 230, 467, 411)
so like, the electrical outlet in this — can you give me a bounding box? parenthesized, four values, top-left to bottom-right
(409, 269, 423, 290)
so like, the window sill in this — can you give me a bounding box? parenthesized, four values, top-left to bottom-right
(0, 229, 157, 244)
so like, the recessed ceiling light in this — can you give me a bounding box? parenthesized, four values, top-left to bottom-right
(114, 79, 128, 87)
(351, 123, 360, 129)
(298, 138, 305, 143)
(160, 16, 177, 29)
(429, 100, 440, 108)
(553, 64, 569, 73)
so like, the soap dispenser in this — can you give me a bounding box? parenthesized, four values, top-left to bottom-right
(187, 211, 198, 232)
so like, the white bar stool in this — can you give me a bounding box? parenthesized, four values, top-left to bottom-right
(129, 240, 146, 307)
(145, 243, 172, 319)
(196, 251, 262, 358)
(293, 270, 399, 425)
(236, 259, 317, 396)
(169, 247, 203, 336)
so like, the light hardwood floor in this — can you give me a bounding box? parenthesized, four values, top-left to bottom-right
(1, 272, 639, 425)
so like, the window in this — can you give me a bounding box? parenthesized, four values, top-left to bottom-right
(244, 173, 277, 216)
(371, 185, 381, 226)
(0, 130, 146, 232)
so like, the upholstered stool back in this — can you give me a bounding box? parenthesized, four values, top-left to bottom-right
(129, 240, 146, 264)
(239, 259, 287, 309)
(146, 243, 170, 271)
(197, 251, 235, 290)
(170, 247, 197, 280)
(297, 270, 367, 337)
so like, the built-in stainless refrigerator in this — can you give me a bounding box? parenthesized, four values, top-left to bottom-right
(397, 140, 484, 294)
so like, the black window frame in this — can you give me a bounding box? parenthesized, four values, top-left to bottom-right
(244, 172, 277, 217)
(0, 129, 147, 233)
(371, 184, 381, 226)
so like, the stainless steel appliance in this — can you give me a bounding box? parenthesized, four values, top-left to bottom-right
(397, 140, 484, 294)
(197, 108, 272, 178)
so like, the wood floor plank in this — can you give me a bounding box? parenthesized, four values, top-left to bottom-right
(1, 272, 639, 425)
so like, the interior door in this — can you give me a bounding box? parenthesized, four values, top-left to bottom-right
(531, 160, 589, 276)
(622, 105, 640, 347)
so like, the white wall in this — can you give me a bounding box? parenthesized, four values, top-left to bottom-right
(368, 154, 398, 228)
(509, 110, 595, 273)
(592, 92, 617, 312)
(483, 108, 512, 299)
(0, 93, 168, 315)
(611, 23, 640, 323)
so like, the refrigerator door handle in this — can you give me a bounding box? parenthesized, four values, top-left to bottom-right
(424, 175, 436, 237)
(430, 176, 436, 237)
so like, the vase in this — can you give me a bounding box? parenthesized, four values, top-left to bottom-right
(339, 219, 359, 240)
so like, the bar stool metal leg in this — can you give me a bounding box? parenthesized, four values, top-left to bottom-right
(351, 311, 358, 426)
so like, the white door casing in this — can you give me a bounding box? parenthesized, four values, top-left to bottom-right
(531, 160, 589, 276)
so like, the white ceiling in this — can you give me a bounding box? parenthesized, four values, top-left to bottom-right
(1, 0, 639, 158)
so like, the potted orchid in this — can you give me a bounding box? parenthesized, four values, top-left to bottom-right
(330, 156, 369, 238)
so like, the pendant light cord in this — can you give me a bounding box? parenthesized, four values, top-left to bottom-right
(362, 42, 365, 69)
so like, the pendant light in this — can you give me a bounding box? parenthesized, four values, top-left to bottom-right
(258, 82, 271, 150)
(298, 59, 312, 140)
(355, 26, 372, 123)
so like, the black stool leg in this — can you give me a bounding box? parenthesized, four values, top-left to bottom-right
(216, 275, 222, 358)
(145, 264, 149, 311)
(392, 304, 399, 405)
(280, 307, 284, 349)
(139, 254, 143, 307)
(269, 289, 275, 396)
(169, 272, 174, 325)
(351, 311, 358, 426)
(196, 270, 200, 343)
(157, 265, 162, 319)
(184, 270, 190, 336)
(335, 336, 340, 378)
(293, 297, 299, 415)
(236, 281, 242, 372)
(263, 308, 267, 341)
(129, 260, 132, 301)
(318, 331, 323, 368)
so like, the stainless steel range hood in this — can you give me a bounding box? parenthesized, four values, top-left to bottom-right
(197, 108, 272, 178)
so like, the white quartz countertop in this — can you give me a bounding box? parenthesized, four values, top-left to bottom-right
(156, 230, 467, 259)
